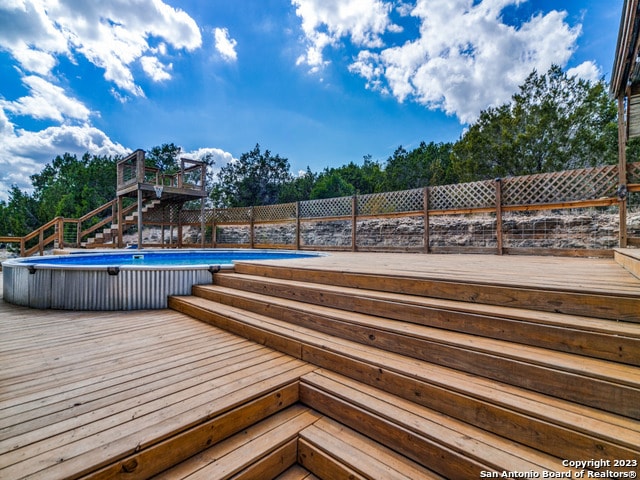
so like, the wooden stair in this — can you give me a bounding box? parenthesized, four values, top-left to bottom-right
(82, 199, 162, 247)
(163, 261, 640, 479)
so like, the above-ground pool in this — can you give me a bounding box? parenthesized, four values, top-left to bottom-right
(2, 249, 321, 310)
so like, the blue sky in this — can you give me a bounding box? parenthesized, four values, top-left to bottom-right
(0, 0, 624, 202)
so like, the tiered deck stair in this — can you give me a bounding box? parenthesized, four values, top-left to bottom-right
(2, 254, 639, 479)
(166, 255, 640, 478)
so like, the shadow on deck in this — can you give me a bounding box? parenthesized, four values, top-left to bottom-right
(1, 252, 639, 479)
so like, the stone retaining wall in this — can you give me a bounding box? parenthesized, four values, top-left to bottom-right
(208, 212, 639, 250)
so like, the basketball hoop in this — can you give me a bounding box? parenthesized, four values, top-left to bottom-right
(154, 185, 163, 198)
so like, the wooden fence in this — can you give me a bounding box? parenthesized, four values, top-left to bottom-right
(180, 162, 639, 256)
(2, 162, 640, 257)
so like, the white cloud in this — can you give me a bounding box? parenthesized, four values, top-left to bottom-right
(213, 27, 238, 62)
(184, 147, 236, 176)
(140, 56, 173, 82)
(0, 0, 202, 97)
(0, 108, 129, 202)
(295, 0, 586, 124)
(0, 76, 91, 122)
(567, 61, 601, 83)
(0, 0, 206, 202)
(292, 0, 399, 71)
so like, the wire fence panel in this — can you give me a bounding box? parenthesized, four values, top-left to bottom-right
(299, 219, 353, 248)
(254, 223, 296, 246)
(215, 225, 251, 245)
(429, 214, 498, 249)
(502, 208, 619, 250)
(355, 216, 425, 249)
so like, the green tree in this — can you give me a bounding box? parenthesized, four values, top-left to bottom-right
(146, 143, 181, 174)
(211, 144, 292, 207)
(1, 185, 39, 236)
(278, 167, 317, 203)
(30, 152, 117, 222)
(309, 171, 356, 199)
(451, 65, 618, 181)
(384, 142, 455, 191)
(333, 156, 384, 194)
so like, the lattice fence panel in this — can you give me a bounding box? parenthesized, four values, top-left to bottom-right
(254, 203, 297, 222)
(214, 207, 252, 223)
(202, 208, 216, 223)
(358, 189, 423, 216)
(300, 196, 352, 218)
(143, 202, 182, 223)
(180, 208, 204, 224)
(429, 180, 495, 211)
(502, 165, 618, 206)
(628, 162, 640, 185)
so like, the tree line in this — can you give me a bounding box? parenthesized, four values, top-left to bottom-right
(0, 66, 632, 237)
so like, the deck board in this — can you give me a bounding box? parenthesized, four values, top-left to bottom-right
(1, 252, 639, 478)
(242, 252, 640, 295)
(0, 299, 313, 480)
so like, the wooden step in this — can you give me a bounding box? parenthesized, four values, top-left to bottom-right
(298, 415, 443, 479)
(152, 405, 321, 480)
(213, 272, 640, 365)
(615, 247, 640, 280)
(191, 284, 640, 417)
(232, 262, 640, 322)
(274, 465, 317, 480)
(6, 378, 305, 480)
(300, 370, 568, 478)
(168, 295, 640, 463)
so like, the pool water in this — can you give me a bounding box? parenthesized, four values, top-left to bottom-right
(17, 249, 319, 268)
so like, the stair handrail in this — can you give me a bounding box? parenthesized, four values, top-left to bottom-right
(0, 216, 77, 257)
(77, 199, 118, 244)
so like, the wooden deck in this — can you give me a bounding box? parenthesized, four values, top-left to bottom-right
(1, 252, 639, 479)
(0, 300, 314, 479)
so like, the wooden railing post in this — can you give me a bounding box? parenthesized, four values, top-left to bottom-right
(137, 188, 143, 249)
(495, 178, 503, 255)
(212, 209, 217, 248)
(295, 201, 300, 250)
(117, 197, 124, 248)
(423, 187, 430, 253)
(249, 207, 255, 249)
(351, 195, 357, 252)
(57, 218, 64, 249)
(618, 95, 628, 248)
(200, 198, 205, 248)
(76, 218, 82, 247)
